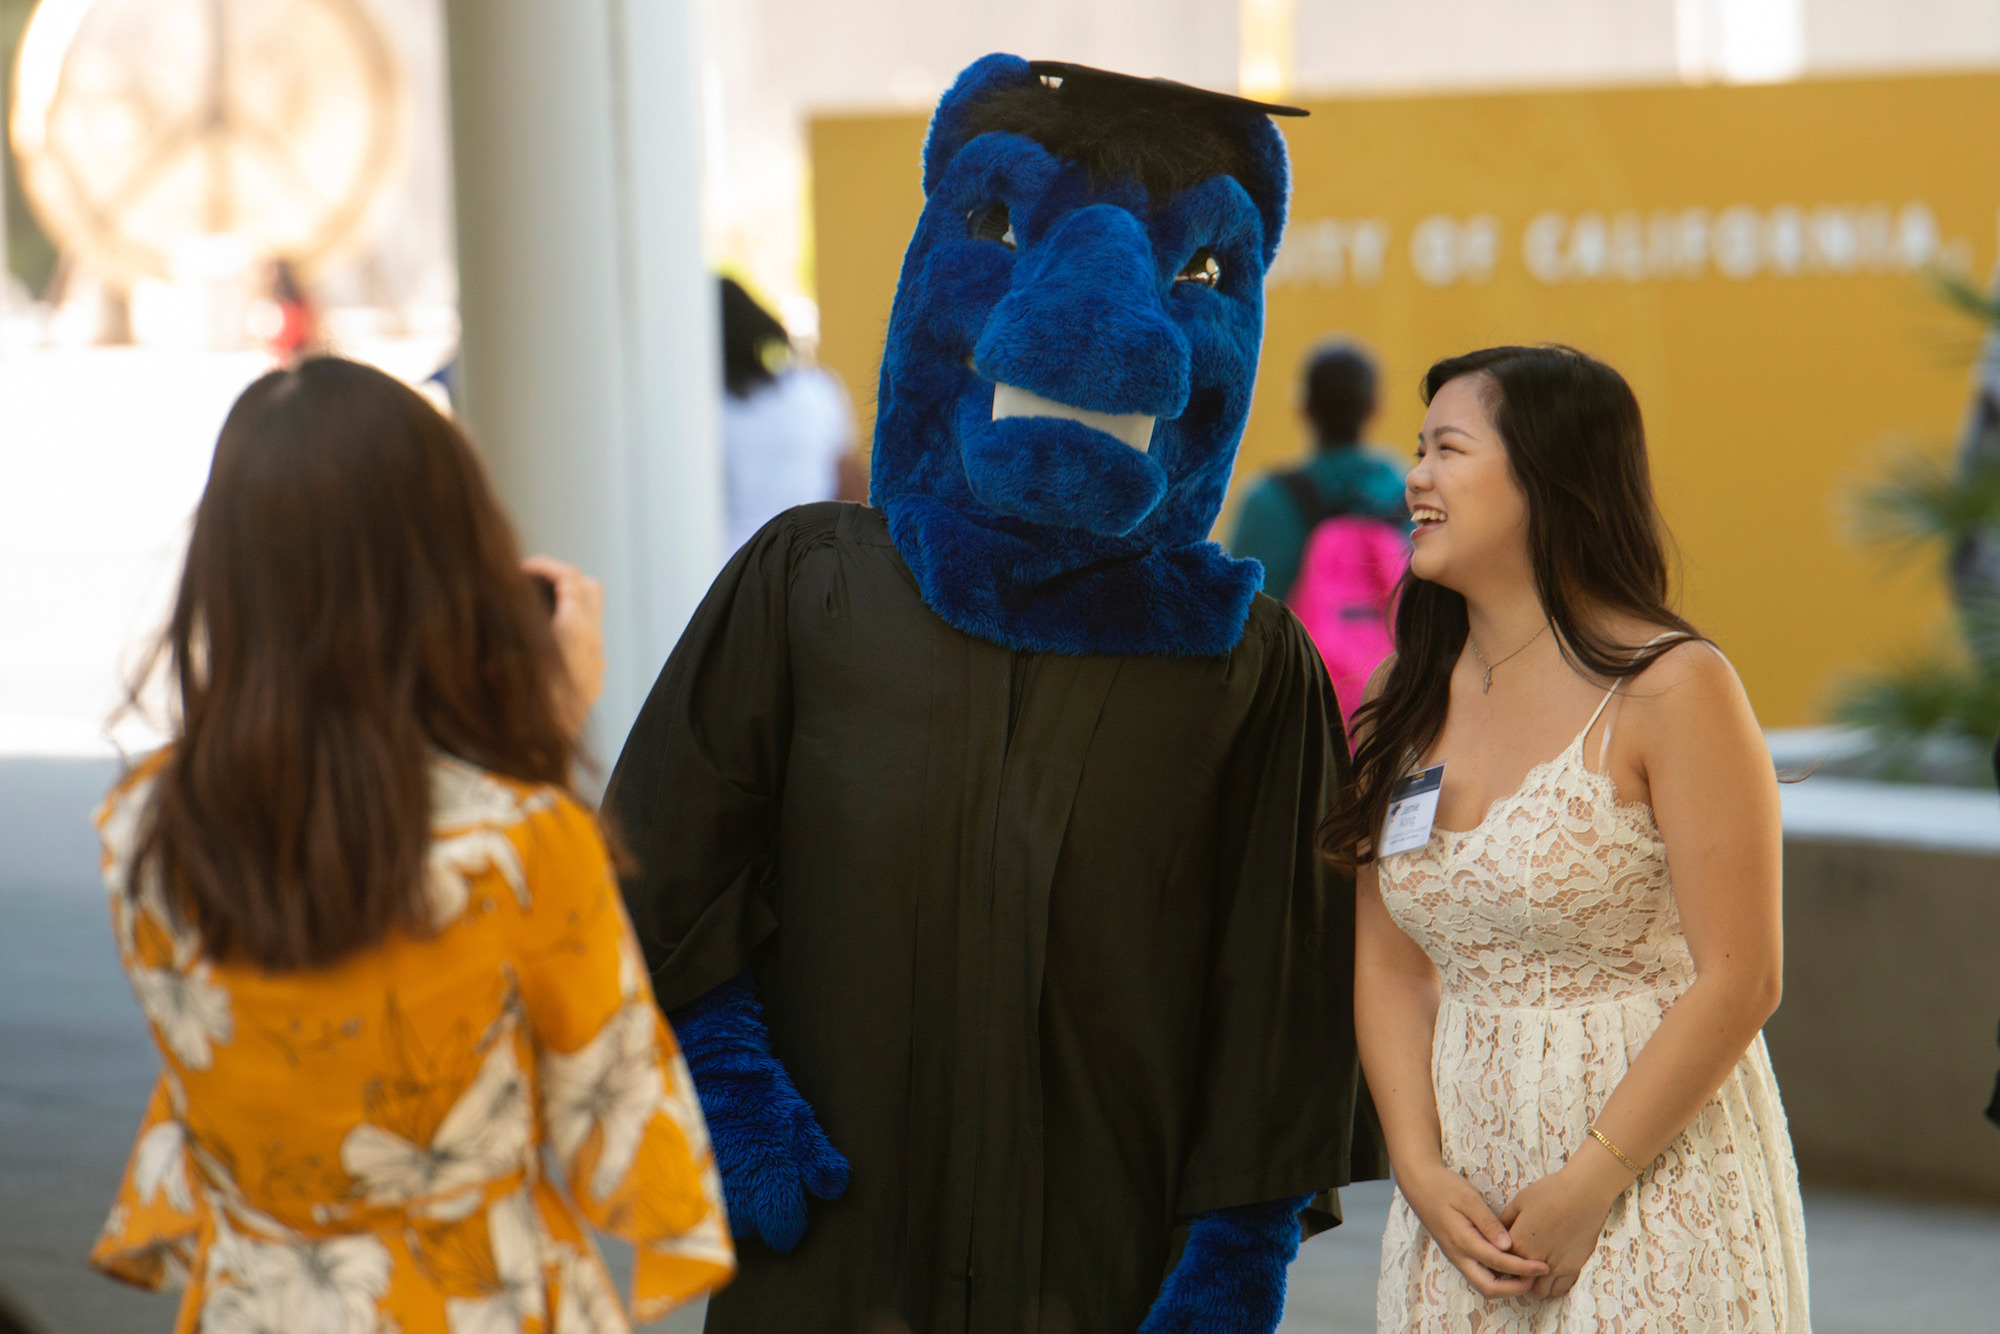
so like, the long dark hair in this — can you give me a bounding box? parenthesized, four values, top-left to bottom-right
(1322, 344, 1702, 867)
(129, 357, 576, 969)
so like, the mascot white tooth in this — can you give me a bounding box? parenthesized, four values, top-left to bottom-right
(608, 54, 1383, 1334)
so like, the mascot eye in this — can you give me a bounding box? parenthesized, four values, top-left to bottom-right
(1176, 249, 1223, 288)
(968, 203, 1016, 250)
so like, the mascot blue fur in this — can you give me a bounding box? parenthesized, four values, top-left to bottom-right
(870, 58, 1285, 657)
(612, 52, 1378, 1334)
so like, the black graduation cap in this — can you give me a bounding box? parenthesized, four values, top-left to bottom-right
(1027, 60, 1309, 120)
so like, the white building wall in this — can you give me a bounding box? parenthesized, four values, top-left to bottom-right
(699, 0, 1239, 326)
(1805, 0, 2000, 72)
(1291, 0, 1682, 94)
(719, 0, 1237, 114)
(1290, 0, 2000, 96)
(698, 0, 2000, 381)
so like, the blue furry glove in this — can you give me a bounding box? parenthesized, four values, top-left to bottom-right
(1137, 1194, 1312, 1334)
(668, 973, 850, 1252)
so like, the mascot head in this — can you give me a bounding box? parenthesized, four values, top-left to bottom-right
(871, 55, 1304, 657)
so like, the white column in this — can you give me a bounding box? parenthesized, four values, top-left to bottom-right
(443, 0, 722, 766)
(1, 88, 12, 336)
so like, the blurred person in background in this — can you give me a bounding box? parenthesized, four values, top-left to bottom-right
(1229, 340, 1407, 595)
(259, 258, 320, 366)
(1332, 346, 1807, 1327)
(1231, 341, 1409, 728)
(89, 358, 733, 1329)
(719, 276, 859, 552)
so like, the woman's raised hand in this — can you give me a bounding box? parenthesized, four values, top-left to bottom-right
(522, 556, 605, 736)
(1399, 1162, 1549, 1300)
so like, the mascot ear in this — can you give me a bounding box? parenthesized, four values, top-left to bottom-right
(922, 53, 1038, 197)
(1226, 109, 1293, 268)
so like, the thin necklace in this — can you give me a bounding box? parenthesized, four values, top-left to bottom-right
(1467, 623, 1548, 694)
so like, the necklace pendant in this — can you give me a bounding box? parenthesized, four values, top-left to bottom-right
(1481, 669, 1492, 693)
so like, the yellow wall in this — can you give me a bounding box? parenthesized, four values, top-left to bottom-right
(810, 73, 2000, 727)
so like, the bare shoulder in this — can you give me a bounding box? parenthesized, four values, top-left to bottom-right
(1632, 635, 1739, 699)
(1619, 633, 1759, 742)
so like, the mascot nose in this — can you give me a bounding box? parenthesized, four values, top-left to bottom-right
(972, 205, 1192, 421)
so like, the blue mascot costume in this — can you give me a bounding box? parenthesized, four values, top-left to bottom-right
(607, 55, 1382, 1333)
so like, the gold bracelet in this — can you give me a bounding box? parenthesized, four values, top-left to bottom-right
(1587, 1126, 1645, 1176)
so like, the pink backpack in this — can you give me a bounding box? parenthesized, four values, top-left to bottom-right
(1282, 500, 1408, 731)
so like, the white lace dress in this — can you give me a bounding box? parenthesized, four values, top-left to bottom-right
(1374, 692, 1811, 1332)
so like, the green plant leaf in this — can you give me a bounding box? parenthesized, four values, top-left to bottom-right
(1833, 654, 2000, 783)
(1934, 271, 2000, 327)
(1850, 450, 2000, 562)
(1961, 596, 2000, 672)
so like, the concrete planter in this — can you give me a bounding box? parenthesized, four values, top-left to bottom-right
(1763, 775, 2000, 1204)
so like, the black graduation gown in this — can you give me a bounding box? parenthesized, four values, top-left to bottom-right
(606, 503, 1382, 1334)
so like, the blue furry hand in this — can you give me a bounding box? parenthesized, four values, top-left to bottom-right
(668, 974, 850, 1252)
(1137, 1195, 1312, 1334)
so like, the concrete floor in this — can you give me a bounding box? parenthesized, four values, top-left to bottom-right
(5, 756, 1999, 1333)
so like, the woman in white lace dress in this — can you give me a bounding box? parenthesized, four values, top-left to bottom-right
(1330, 346, 1809, 1331)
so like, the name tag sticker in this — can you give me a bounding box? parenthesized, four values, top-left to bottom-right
(1379, 764, 1445, 858)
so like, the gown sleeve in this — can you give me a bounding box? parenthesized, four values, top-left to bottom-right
(1173, 607, 1386, 1218)
(513, 795, 735, 1319)
(88, 1073, 205, 1291)
(603, 513, 798, 1013)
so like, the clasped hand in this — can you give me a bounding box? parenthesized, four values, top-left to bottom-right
(1499, 1156, 1629, 1300)
(1404, 1158, 1626, 1302)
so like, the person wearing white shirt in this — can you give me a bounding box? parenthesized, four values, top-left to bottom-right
(719, 277, 857, 553)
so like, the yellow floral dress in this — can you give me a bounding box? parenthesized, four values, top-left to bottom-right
(89, 753, 735, 1334)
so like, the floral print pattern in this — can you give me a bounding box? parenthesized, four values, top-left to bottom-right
(133, 1119, 196, 1214)
(442, 1190, 546, 1334)
(203, 1219, 393, 1334)
(342, 1019, 534, 1208)
(425, 756, 557, 927)
(91, 755, 733, 1331)
(127, 942, 235, 1069)
(541, 1000, 667, 1204)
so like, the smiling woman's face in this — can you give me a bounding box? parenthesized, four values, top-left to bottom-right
(1405, 373, 1531, 594)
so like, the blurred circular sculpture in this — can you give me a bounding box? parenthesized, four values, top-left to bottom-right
(7, 0, 404, 284)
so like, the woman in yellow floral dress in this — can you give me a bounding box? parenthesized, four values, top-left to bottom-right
(89, 357, 733, 1333)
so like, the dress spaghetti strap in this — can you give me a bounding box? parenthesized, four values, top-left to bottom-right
(1591, 631, 1694, 772)
(1582, 681, 1621, 744)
